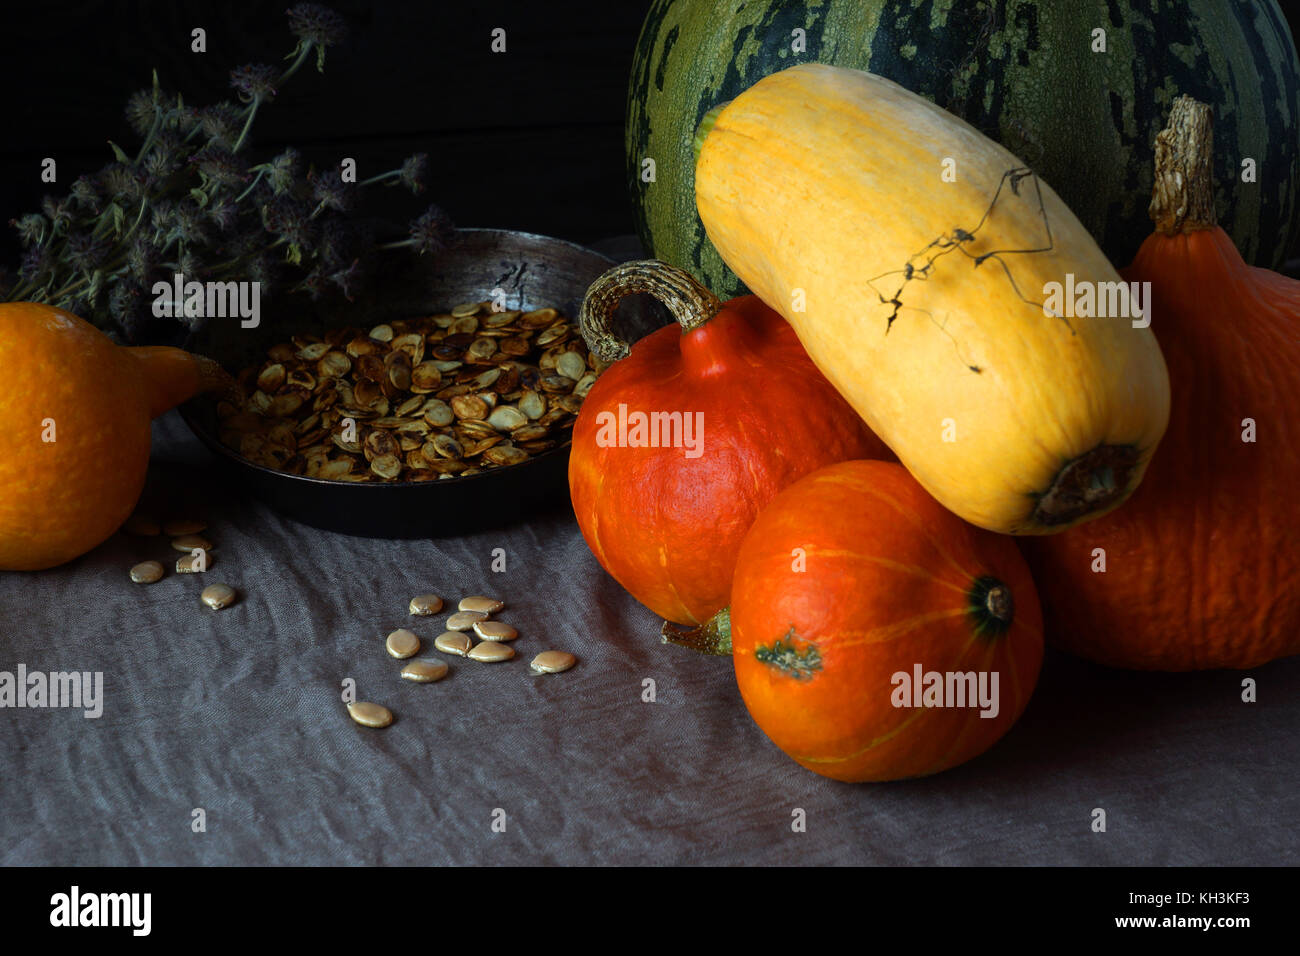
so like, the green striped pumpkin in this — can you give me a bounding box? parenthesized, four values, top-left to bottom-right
(627, 0, 1300, 298)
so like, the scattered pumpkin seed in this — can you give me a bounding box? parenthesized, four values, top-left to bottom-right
(200, 583, 237, 609)
(129, 560, 165, 584)
(434, 631, 473, 656)
(467, 642, 515, 663)
(451, 301, 482, 318)
(176, 553, 211, 574)
(170, 534, 214, 553)
(530, 651, 577, 674)
(446, 610, 488, 631)
(122, 514, 161, 537)
(401, 659, 449, 682)
(386, 628, 421, 658)
(347, 701, 393, 728)
(163, 519, 207, 536)
(472, 620, 518, 642)
(409, 594, 444, 616)
(458, 595, 504, 614)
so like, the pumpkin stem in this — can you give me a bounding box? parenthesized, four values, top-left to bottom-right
(1149, 95, 1217, 235)
(126, 346, 238, 419)
(579, 259, 724, 362)
(661, 606, 732, 655)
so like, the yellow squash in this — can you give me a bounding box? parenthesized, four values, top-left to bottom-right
(695, 64, 1170, 534)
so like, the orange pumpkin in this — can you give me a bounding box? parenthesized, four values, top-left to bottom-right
(720, 459, 1043, 782)
(1022, 96, 1300, 670)
(0, 302, 231, 571)
(570, 260, 889, 625)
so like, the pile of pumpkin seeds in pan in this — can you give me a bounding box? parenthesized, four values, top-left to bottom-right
(217, 302, 609, 482)
(347, 592, 577, 729)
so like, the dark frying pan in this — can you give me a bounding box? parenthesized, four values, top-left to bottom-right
(178, 228, 657, 538)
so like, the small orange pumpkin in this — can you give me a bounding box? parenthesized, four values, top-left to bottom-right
(692, 459, 1043, 782)
(570, 260, 889, 625)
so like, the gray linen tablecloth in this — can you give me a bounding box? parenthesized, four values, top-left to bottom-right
(1, 409, 1296, 866)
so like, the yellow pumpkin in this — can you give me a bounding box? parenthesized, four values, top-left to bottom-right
(695, 64, 1170, 534)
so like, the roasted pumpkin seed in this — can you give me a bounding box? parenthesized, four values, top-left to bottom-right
(200, 583, 237, 609)
(458, 595, 504, 614)
(123, 514, 161, 537)
(401, 659, 449, 682)
(472, 620, 518, 642)
(129, 560, 165, 584)
(171, 533, 213, 553)
(434, 631, 473, 656)
(176, 553, 210, 573)
(467, 642, 515, 663)
(386, 628, 421, 658)
(409, 594, 444, 616)
(530, 651, 577, 674)
(347, 701, 393, 728)
(446, 610, 488, 631)
(163, 518, 207, 536)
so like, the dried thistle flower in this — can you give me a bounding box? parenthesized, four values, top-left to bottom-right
(407, 205, 455, 256)
(125, 90, 158, 137)
(230, 64, 279, 103)
(400, 153, 427, 194)
(4, 3, 445, 340)
(198, 102, 242, 148)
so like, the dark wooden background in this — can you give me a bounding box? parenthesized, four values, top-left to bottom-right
(0, 0, 649, 270)
(4, 1, 1300, 274)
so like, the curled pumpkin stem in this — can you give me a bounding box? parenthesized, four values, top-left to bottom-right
(661, 606, 733, 655)
(1150, 95, 1216, 234)
(578, 259, 723, 363)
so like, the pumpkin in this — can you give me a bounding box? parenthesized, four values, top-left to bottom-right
(677, 459, 1044, 782)
(569, 260, 889, 625)
(1021, 96, 1300, 670)
(0, 302, 232, 571)
(694, 63, 1171, 535)
(628, 0, 1300, 299)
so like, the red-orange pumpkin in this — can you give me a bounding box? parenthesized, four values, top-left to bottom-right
(716, 459, 1043, 782)
(1022, 96, 1300, 670)
(570, 260, 889, 625)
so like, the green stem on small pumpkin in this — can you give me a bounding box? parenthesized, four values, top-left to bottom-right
(661, 605, 732, 655)
(578, 259, 724, 363)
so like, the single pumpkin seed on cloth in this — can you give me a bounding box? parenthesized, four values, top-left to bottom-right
(170, 534, 214, 553)
(176, 553, 211, 573)
(347, 701, 393, 728)
(129, 560, 165, 584)
(386, 628, 421, 659)
(458, 595, 504, 614)
(400, 659, 449, 682)
(445, 610, 488, 631)
(200, 583, 237, 609)
(530, 651, 577, 674)
(122, 514, 161, 537)
(434, 631, 473, 656)
(467, 642, 515, 663)
(472, 620, 517, 642)
(163, 518, 207, 536)
(409, 594, 443, 616)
